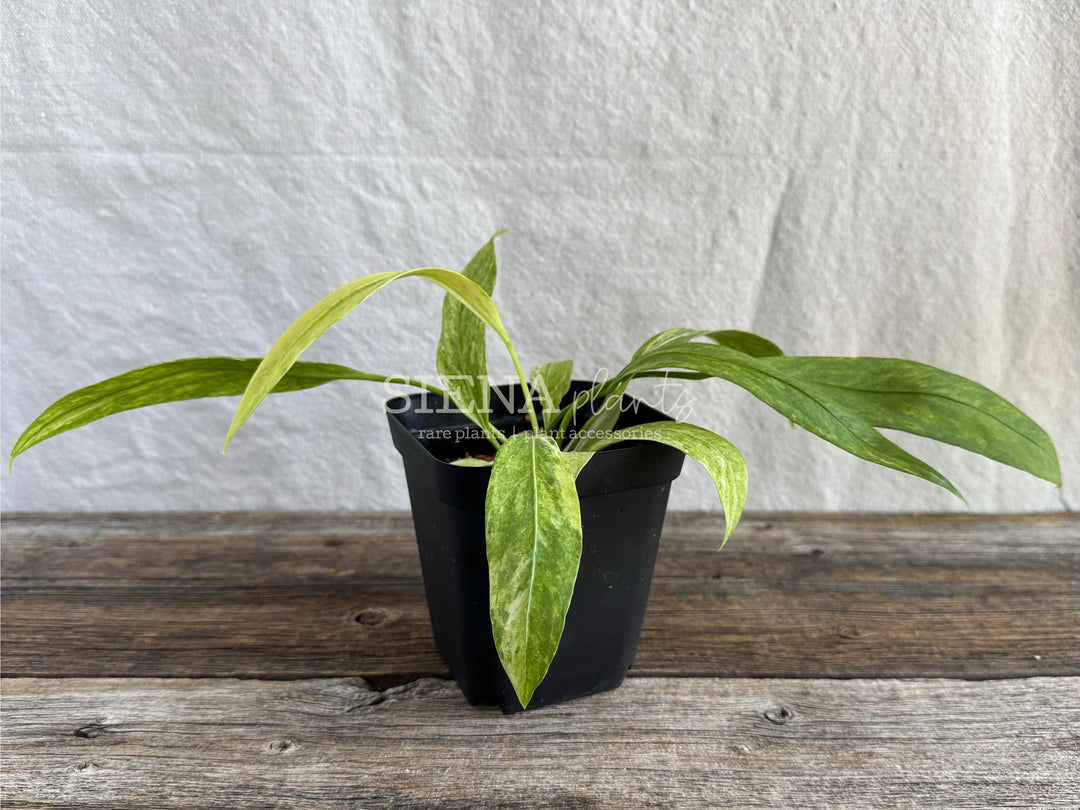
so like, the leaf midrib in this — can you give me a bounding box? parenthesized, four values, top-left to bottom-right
(635, 347, 963, 495)
(523, 436, 540, 677)
(22, 365, 239, 446)
(641, 351, 933, 474)
(800, 380, 1048, 451)
(278, 284, 375, 380)
(450, 300, 481, 415)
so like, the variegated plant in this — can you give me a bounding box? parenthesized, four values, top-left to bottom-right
(11, 233, 1061, 709)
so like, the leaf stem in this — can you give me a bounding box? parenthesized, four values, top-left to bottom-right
(384, 376, 446, 397)
(549, 370, 710, 447)
(502, 339, 541, 438)
(551, 378, 622, 448)
(564, 384, 626, 451)
(552, 390, 591, 447)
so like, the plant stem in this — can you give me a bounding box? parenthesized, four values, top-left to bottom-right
(385, 376, 447, 397)
(501, 339, 541, 439)
(551, 390, 588, 447)
(388, 375, 503, 450)
(563, 387, 624, 451)
(551, 383, 614, 449)
(548, 370, 711, 447)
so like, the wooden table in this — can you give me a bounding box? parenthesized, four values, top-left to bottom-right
(2, 511, 1078, 808)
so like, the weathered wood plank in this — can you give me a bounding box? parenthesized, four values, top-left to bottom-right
(3, 676, 1077, 809)
(2, 512, 1077, 679)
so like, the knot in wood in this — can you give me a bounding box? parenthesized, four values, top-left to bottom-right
(763, 705, 793, 725)
(354, 608, 389, 626)
(74, 724, 106, 739)
(268, 738, 296, 754)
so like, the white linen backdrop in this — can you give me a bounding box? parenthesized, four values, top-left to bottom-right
(2, 1, 1077, 512)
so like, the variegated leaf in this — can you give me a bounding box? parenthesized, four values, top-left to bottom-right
(437, 235, 504, 442)
(226, 267, 509, 448)
(11, 358, 406, 465)
(485, 433, 583, 709)
(528, 359, 573, 431)
(585, 421, 747, 546)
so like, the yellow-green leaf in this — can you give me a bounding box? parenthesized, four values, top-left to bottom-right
(437, 235, 505, 443)
(585, 421, 747, 547)
(10, 358, 403, 466)
(768, 356, 1061, 486)
(633, 328, 707, 359)
(622, 343, 967, 500)
(225, 267, 509, 449)
(562, 450, 594, 479)
(633, 328, 783, 359)
(485, 433, 583, 709)
(528, 359, 573, 431)
(705, 330, 784, 358)
(449, 457, 493, 467)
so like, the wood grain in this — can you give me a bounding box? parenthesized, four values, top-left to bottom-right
(2, 512, 1078, 809)
(3, 512, 1077, 680)
(3, 676, 1078, 809)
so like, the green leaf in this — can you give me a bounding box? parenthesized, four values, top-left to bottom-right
(225, 267, 511, 449)
(705, 330, 784, 358)
(10, 357, 403, 466)
(437, 234, 505, 444)
(633, 328, 709, 359)
(585, 421, 747, 547)
(528, 359, 573, 430)
(622, 343, 966, 500)
(553, 328, 783, 448)
(485, 433, 583, 710)
(633, 328, 783, 359)
(767, 357, 1061, 486)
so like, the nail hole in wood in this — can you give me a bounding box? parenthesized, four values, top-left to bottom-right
(764, 706, 793, 725)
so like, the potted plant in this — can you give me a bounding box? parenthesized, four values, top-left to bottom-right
(11, 233, 1061, 712)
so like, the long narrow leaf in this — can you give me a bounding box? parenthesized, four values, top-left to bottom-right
(528, 359, 573, 431)
(568, 331, 783, 451)
(553, 329, 782, 445)
(706, 330, 784, 358)
(563, 326, 782, 450)
(581, 421, 747, 546)
(225, 267, 510, 448)
(632, 328, 783, 359)
(622, 344, 965, 500)
(768, 357, 1061, 485)
(486, 433, 583, 709)
(633, 328, 709, 359)
(437, 234, 504, 442)
(10, 357, 405, 465)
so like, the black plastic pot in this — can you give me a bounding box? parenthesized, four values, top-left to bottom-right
(386, 381, 684, 712)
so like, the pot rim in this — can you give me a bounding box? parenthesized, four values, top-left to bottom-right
(385, 380, 677, 468)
